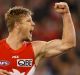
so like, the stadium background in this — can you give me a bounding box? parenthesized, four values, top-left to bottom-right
(0, 0, 80, 75)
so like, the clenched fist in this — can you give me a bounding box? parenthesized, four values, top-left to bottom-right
(54, 2, 70, 14)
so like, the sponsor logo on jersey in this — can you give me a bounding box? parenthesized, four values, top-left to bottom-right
(12, 55, 19, 58)
(0, 60, 10, 66)
(17, 59, 33, 67)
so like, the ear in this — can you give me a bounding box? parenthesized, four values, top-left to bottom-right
(14, 22, 20, 29)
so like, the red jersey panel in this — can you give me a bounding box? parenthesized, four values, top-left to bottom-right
(0, 39, 35, 75)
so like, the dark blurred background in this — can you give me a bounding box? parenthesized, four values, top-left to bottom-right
(0, 0, 80, 75)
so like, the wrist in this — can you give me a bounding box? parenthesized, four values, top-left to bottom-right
(62, 11, 71, 17)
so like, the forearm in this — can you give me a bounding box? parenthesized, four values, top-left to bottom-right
(62, 12, 76, 46)
(37, 2, 76, 58)
(54, 2, 76, 47)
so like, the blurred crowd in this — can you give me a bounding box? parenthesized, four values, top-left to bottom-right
(0, 0, 80, 75)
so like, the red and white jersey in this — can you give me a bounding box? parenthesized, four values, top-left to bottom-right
(0, 39, 35, 75)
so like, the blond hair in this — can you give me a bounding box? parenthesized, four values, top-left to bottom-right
(5, 6, 32, 32)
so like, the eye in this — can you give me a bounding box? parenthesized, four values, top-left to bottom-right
(26, 19, 31, 22)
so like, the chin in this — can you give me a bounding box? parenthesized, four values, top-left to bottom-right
(22, 38, 31, 42)
(29, 37, 32, 41)
(26, 37, 32, 42)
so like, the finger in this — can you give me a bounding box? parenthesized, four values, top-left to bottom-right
(0, 69, 10, 75)
(55, 3, 66, 9)
(0, 73, 8, 75)
(2, 71, 10, 75)
(54, 3, 59, 9)
(0, 71, 7, 75)
(55, 9, 64, 13)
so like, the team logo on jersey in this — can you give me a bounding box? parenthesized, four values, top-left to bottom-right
(0, 60, 10, 66)
(17, 59, 33, 67)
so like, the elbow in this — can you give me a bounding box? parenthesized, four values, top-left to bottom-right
(63, 37, 76, 48)
(73, 40, 76, 47)
(70, 39, 76, 48)
(66, 41, 76, 48)
(70, 36, 76, 48)
(72, 42, 76, 47)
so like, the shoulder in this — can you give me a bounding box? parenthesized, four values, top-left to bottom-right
(0, 39, 6, 49)
(31, 39, 61, 46)
(32, 41, 47, 47)
(0, 39, 5, 44)
(31, 41, 47, 51)
(31, 41, 47, 57)
(31, 39, 61, 57)
(31, 39, 62, 50)
(31, 40, 61, 53)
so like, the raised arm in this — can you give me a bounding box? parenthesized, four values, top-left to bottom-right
(59, 2, 76, 47)
(44, 2, 76, 57)
(32, 2, 76, 63)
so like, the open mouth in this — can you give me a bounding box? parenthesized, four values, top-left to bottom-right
(30, 30, 32, 34)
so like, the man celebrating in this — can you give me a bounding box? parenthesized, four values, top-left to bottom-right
(0, 2, 76, 75)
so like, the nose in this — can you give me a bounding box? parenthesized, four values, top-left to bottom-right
(31, 21, 35, 30)
(32, 21, 35, 26)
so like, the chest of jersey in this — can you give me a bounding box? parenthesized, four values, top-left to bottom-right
(0, 40, 35, 75)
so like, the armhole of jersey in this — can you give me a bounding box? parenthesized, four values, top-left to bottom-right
(27, 64, 36, 75)
(26, 42, 36, 65)
(30, 43, 36, 65)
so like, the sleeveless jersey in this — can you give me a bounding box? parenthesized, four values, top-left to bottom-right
(0, 39, 35, 75)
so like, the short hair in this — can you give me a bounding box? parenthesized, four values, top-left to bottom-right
(5, 6, 32, 32)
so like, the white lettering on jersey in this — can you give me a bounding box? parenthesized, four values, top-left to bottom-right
(12, 55, 19, 59)
(17, 59, 33, 67)
(9, 65, 36, 75)
(9, 69, 25, 75)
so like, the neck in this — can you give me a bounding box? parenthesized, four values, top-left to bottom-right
(6, 31, 23, 50)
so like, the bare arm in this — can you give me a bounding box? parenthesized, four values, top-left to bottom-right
(44, 2, 76, 57)
(61, 2, 76, 47)
(32, 2, 76, 65)
(0, 69, 10, 75)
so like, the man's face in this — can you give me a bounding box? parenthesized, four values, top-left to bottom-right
(18, 15, 35, 41)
